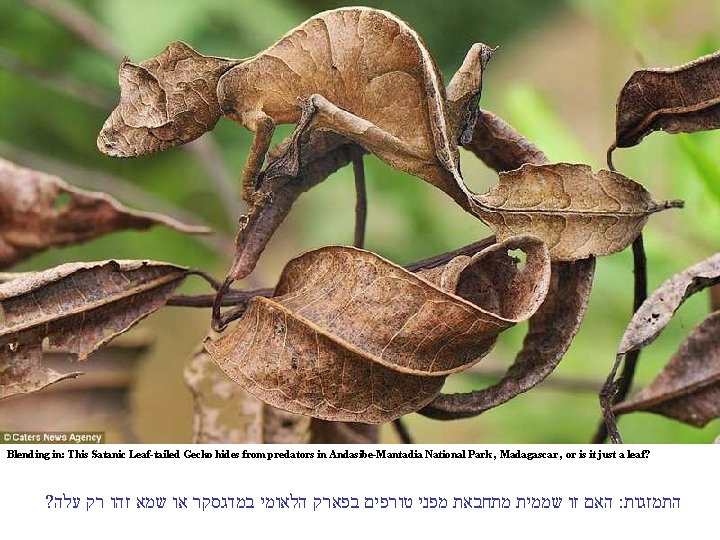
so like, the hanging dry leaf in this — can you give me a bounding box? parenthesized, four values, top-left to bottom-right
(422, 113, 600, 418)
(463, 109, 549, 173)
(611, 50, 720, 153)
(0, 157, 209, 269)
(205, 236, 550, 423)
(470, 163, 682, 261)
(619, 253, 720, 355)
(614, 311, 720, 427)
(0, 260, 188, 399)
(228, 131, 363, 280)
(421, 257, 595, 419)
(98, 42, 240, 156)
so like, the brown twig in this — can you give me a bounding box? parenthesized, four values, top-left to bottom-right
(392, 419, 413, 444)
(405, 236, 496, 272)
(352, 151, 367, 248)
(591, 145, 650, 444)
(168, 288, 272, 308)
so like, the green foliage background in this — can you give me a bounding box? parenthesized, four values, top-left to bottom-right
(1, 0, 718, 442)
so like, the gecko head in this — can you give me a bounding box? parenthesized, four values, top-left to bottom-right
(98, 42, 240, 157)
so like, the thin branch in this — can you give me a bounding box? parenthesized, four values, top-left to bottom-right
(168, 287, 272, 308)
(392, 419, 413, 444)
(593, 235, 647, 444)
(352, 151, 367, 248)
(596, 354, 624, 444)
(405, 236, 496, 272)
(606, 144, 617, 172)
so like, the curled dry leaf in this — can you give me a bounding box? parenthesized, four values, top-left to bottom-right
(422, 112, 600, 419)
(98, 42, 240, 156)
(421, 257, 595, 419)
(618, 253, 720, 355)
(228, 132, 363, 281)
(0, 260, 187, 399)
(205, 236, 551, 423)
(614, 311, 720, 427)
(611, 50, 720, 154)
(470, 163, 682, 261)
(0, 158, 210, 270)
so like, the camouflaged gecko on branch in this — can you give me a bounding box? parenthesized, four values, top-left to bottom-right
(97, 6, 679, 283)
(97, 7, 493, 273)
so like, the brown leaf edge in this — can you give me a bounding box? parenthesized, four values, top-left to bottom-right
(0, 260, 189, 399)
(614, 311, 720, 428)
(618, 253, 720, 355)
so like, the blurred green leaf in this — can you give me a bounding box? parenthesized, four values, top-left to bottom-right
(677, 134, 720, 207)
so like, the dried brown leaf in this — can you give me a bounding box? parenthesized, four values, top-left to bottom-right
(420, 257, 595, 419)
(471, 163, 681, 261)
(0, 157, 209, 269)
(618, 253, 720, 355)
(98, 42, 240, 156)
(0, 260, 187, 399)
(614, 311, 720, 427)
(205, 237, 550, 423)
(611, 51, 720, 152)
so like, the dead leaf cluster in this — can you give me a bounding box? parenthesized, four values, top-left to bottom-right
(3, 6, 718, 443)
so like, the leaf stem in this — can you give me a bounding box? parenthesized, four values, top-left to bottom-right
(352, 151, 367, 249)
